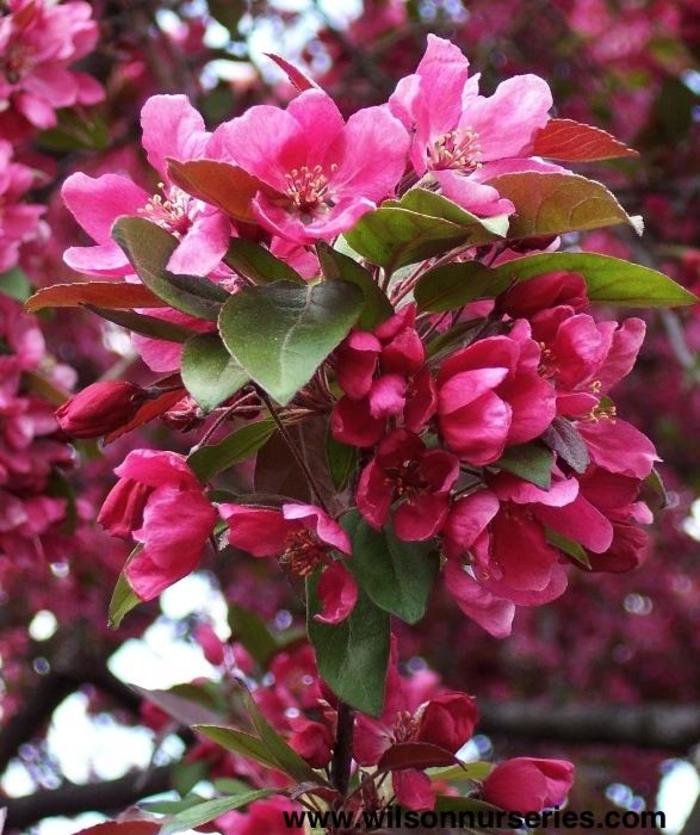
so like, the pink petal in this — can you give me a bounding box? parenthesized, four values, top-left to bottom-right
(314, 561, 358, 624)
(443, 491, 500, 558)
(536, 494, 614, 554)
(435, 170, 514, 217)
(393, 769, 435, 812)
(394, 492, 450, 541)
(61, 172, 149, 244)
(444, 561, 515, 638)
(368, 374, 407, 419)
(283, 503, 351, 554)
(167, 212, 231, 276)
(218, 505, 290, 556)
(579, 419, 659, 479)
(140, 94, 210, 178)
(114, 448, 199, 488)
(439, 392, 512, 465)
(356, 459, 394, 530)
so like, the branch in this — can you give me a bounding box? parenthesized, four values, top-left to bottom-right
(3, 765, 174, 831)
(478, 700, 700, 752)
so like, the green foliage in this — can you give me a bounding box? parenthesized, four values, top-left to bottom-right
(181, 333, 249, 412)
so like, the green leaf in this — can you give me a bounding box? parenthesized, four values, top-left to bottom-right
(242, 690, 323, 785)
(0, 267, 31, 301)
(218, 280, 363, 406)
(135, 684, 225, 725)
(140, 796, 207, 815)
(223, 238, 305, 284)
(491, 251, 698, 307)
(181, 333, 249, 413)
(393, 188, 509, 240)
(326, 433, 357, 491)
(84, 305, 194, 343)
(112, 217, 229, 321)
(345, 208, 476, 276)
(494, 443, 554, 489)
(316, 242, 393, 328)
(188, 418, 275, 481)
(307, 572, 391, 716)
(428, 761, 494, 782)
(486, 172, 643, 239)
(171, 760, 208, 796)
(415, 262, 509, 313)
(193, 725, 280, 770)
(342, 511, 438, 624)
(159, 790, 275, 835)
(228, 603, 278, 666)
(645, 466, 670, 509)
(108, 552, 142, 629)
(546, 528, 591, 568)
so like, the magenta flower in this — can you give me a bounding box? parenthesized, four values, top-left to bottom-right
(208, 88, 409, 244)
(357, 429, 459, 541)
(218, 502, 357, 625)
(0, 0, 103, 131)
(437, 323, 556, 465)
(331, 304, 437, 447)
(390, 35, 559, 216)
(216, 796, 303, 835)
(98, 449, 217, 600)
(0, 140, 44, 272)
(62, 94, 230, 277)
(354, 647, 478, 811)
(482, 757, 574, 811)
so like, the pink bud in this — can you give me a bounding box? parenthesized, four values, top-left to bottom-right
(56, 381, 146, 438)
(483, 757, 574, 811)
(195, 623, 226, 666)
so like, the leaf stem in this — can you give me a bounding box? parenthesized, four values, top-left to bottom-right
(331, 700, 355, 798)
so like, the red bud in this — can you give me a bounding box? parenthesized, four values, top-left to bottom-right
(56, 381, 147, 438)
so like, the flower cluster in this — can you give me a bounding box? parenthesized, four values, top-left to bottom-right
(0, 0, 103, 136)
(0, 140, 44, 272)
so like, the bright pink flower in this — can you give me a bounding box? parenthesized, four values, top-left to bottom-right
(354, 648, 478, 811)
(356, 429, 459, 541)
(577, 416, 658, 480)
(98, 450, 216, 600)
(331, 304, 437, 447)
(482, 757, 575, 811)
(208, 88, 409, 243)
(0, 140, 44, 272)
(56, 381, 147, 438)
(0, 0, 103, 131)
(437, 324, 556, 465)
(62, 95, 230, 277)
(219, 502, 357, 624)
(390, 35, 559, 216)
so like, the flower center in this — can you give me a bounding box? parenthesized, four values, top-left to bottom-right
(429, 128, 482, 173)
(138, 183, 192, 235)
(285, 165, 335, 221)
(586, 401, 617, 422)
(1, 43, 33, 84)
(393, 710, 419, 743)
(280, 528, 327, 577)
(386, 458, 426, 499)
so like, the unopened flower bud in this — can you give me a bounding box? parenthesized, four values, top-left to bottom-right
(56, 381, 147, 438)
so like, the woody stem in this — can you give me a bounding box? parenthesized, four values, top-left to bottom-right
(331, 700, 355, 798)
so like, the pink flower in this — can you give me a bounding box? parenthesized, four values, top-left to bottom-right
(208, 88, 409, 244)
(482, 757, 575, 811)
(390, 35, 559, 216)
(62, 95, 230, 277)
(436, 323, 556, 465)
(331, 304, 437, 447)
(500, 271, 589, 318)
(56, 381, 147, 438)
(354, 648, 478, 811)
(0, 0, 103, 131)
(357, 429, 459, 541)
(288, 716, 333, 768)
(194, 622, 226, 666)
(216, 796, 303, 834)
(0, 140, 44, 272)
(98, 449, 217, 600)
(219, 502, 357, 624)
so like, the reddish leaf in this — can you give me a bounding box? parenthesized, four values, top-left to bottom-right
(105, 388, 185, 443)
(531, 119, 639, 162)
(74, 823, 159, 835)
(377, 742, 458, 773)
(167, 159, 272, 224)
(264, 52, 316, 91)
(26, 282, 167, 313)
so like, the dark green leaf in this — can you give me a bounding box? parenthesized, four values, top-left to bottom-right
(159, 790, 275, 835)
(486, 172, 643, 239)
(415, 262, 509, 313)
(546, 528, 591, 568)
(326, 433, 357, 491)
(228, 603, 278, 666)
(193, 725, 279, 770)
(140, 796, 207, 815)
(342, 511, 438, 624)
(218, 280, 363, 405)
(223, 238, 305, 285)
(491, 251, 697, 307)
(541, 417, 590, 474)
(112, 217, 228, 321)
(171, 760, 208, 796)
(108, 550, 142, 629)
(188, 418, 275, 481)
(494, 443, 554, 489)
(84, 305, 194, 343)
(307, 573, 390, 716)
(644, 467, 670, 509)
(181, 333, 249, 413)
(316, 242, 393, 328)
(0, 267, 31, 301)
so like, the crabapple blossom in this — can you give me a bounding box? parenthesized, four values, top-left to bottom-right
(56, 380, 148, 438)
(482, 757, 575, 811)
(0, 140, 44, 272)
